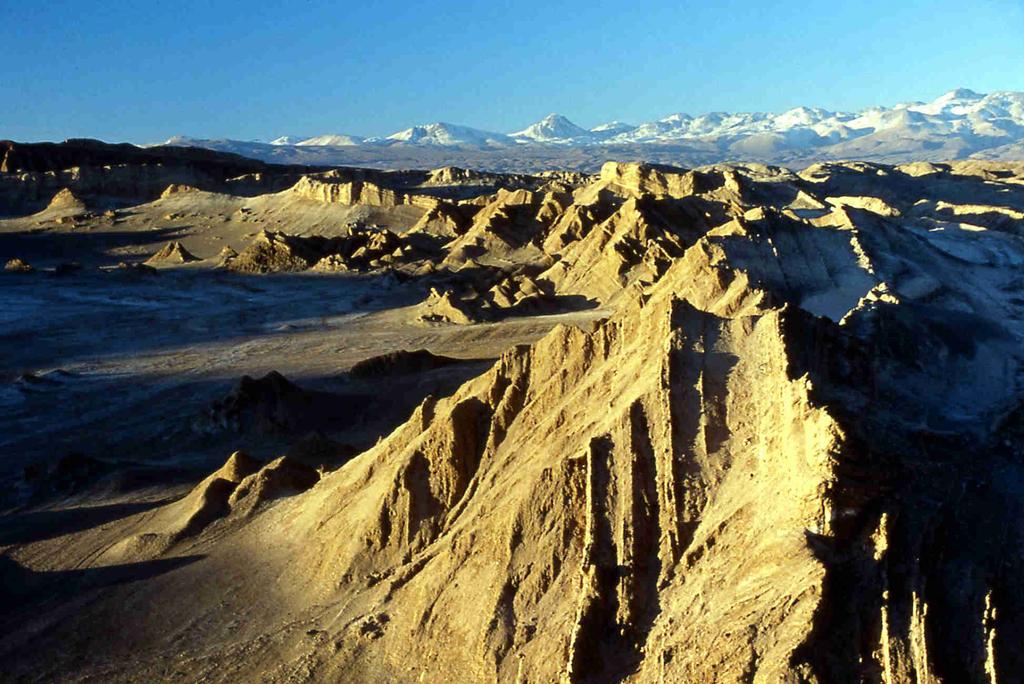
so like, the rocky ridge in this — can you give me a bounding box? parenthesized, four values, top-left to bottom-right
(252, 159, 1024, 681)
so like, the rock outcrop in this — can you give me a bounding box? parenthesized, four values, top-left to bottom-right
(227, 231, 322, 273)
(159, 183, 200, 198)
(45, 187, 88, 212)
(416, 288, 477, 325)
(290, 174, 437, 210)
(227, 228, 422, 274)
(216, 245, 238, 267)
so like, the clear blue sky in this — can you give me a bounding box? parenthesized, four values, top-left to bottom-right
(4, 0, 1024, 143)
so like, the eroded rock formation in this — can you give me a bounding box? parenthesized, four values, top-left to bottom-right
(5, 158, 1024, 682)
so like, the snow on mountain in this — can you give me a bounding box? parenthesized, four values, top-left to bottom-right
(590, 121, 637, 140)
(380, 122, 513, 147)
(269, 136, 309, 145)
(597, 89, 1024, 145)
(512, 114, 593, 144)
(295, 134, 364, 146)
(908, 88, 984, 116)
(163, 135, 206, 146)
(187, 89, 1024, 151)
(157, 89, 1024, 170)
(614, 114, 691, 143)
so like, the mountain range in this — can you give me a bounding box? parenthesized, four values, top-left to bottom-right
(160, 89, 1024, 172)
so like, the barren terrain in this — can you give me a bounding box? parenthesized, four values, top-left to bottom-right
(3, 140, 1024, 682)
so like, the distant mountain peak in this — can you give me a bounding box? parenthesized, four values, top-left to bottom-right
(906, 88, 987, 116)
(269, 135, 308, 146)
(164, 135, 198, 146)
(383, 122, 511, 147)
(659, 113, 693, 124)
(539, 113, 572, 124)
(944, 87, 983, 100)
(590, 120, 635, 134)
(295, 134, 364, 147)
(512, 114, 591, 143)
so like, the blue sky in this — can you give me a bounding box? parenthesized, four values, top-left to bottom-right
(4, 0, 1024, 143)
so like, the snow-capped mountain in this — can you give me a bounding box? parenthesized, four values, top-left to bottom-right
(294, 134, 364, 146)
(588, 89, 1024, 146)
(590, 121, 637, 140)
(157, 89, 1024, 172)
(269, 135, 308, 145)
(512, 114, 594, 144)
(378, 122, 512, 147)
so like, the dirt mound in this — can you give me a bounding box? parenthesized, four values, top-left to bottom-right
(439, 188, 554, 269)
(308, 254, 350, 272)
(412, 268, 569, 323)
(200, 371, 310, 433)
(348, 349, 462, 378)
(144, 241, 200, 265)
